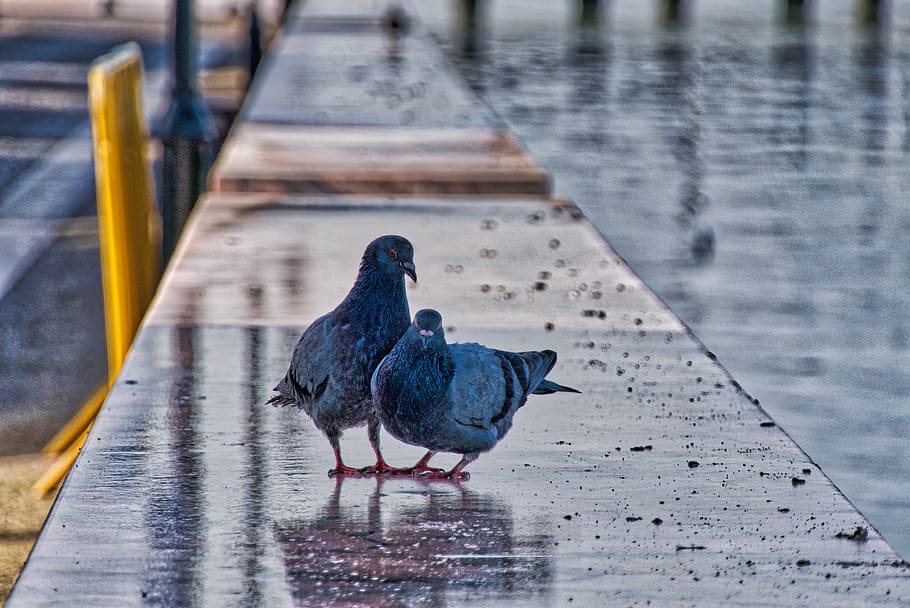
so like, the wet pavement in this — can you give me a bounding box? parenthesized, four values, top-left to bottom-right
(211, 8, 547, 196)
(9, 2, 910, 605)
(243, 14, 499, 128)
(413, 0, 910, 560)
(12, 193, 910, 606)
(210, 125, 550, 195)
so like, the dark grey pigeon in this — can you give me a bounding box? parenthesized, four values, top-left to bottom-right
(371, 309, 580, 480)
(267, 235, 417, 476)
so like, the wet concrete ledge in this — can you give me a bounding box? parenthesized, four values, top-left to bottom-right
(209, 0, 551, 197)
(9, 2, 910, 606)
(10, 193, 910, 606)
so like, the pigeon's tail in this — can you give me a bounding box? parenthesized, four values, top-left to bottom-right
(532, 379, 581, 395)
(266, 391, 296, 408)
(518, 349, 581, 395)
(496, 348, 580, 401)
(523, 349, 558, 393)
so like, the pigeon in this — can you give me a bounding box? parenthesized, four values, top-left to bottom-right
(267, 235, 417, 476)
(371, 309, 581, 480)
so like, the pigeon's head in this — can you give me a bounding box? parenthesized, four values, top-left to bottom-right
(412, 308, 445, 348)
(364, 235, 417, 283)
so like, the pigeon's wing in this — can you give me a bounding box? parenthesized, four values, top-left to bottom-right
(494, 349, 558, 396)
(271, 311, 337, 406)
(446, 346, 559, 432)
(444, 343, 510, 430)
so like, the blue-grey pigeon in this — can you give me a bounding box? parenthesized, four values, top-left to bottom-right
(371, 309, 581, 480)
(267, 235, 417, 476)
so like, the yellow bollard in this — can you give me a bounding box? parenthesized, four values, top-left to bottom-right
(34, 43, 161, 496)
(32, 428, 90, 499)
(88, 41, 162, 386)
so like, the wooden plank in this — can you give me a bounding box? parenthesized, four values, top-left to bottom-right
(209, 124, 550, 195)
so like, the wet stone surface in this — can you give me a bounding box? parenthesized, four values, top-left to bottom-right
(208, 125, 551, 196)
(414, 0, 910, 560)
(10, 195, 910, 606)
(241, 22, 500, 128)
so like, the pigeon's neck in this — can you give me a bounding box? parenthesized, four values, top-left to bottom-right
(341, 267, 407, 321)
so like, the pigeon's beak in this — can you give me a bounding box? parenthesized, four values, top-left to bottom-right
(419, 328, 433, 348)
(401, 261, 417, 283)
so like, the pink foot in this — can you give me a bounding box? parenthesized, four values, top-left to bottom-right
(407, 463, 446, 476)
(360, 460, 412, 476)
(418, 469, 471, 482)
(401, 451, 442, 476)
(416, 455, 472, 481)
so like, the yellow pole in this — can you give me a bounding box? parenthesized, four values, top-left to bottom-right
(33, 429, 90, 498)
(88, 42, 162, 385)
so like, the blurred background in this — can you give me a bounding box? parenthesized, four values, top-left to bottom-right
(414, 0, 910, 558)
(0, 0, 284, 596)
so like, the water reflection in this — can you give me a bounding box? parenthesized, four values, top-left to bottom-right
(770, 29, 812, 169)
(242, 281, 267, 606)
(419, 0, 910, 559)
(569, 20, 606, 60)
(565, 27, 608, 153)
(274, 478, 553, 607)
(854, 29, 889, 163)
(903, 66, 910, 152)
(143, 323, 204, 606)
(653, 34, 714, 262)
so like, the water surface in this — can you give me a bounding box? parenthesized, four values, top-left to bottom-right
(418, 0, 910, 558)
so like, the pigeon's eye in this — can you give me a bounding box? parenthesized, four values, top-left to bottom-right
(387, 249, 398, 259)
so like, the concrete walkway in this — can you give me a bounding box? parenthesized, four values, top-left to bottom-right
(8, 2, 910, 606)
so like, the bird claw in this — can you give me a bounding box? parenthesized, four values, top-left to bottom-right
(417, 469, 470, 482)
(407, 464, 446, 476)
(359, 463, 412, 476)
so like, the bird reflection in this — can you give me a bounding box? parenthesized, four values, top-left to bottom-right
(854, 29, 889, 164)
(143, 323, 204, 607)
(770, 29, 812, 169)
(654, 37, 716, 263)
(274, 477, 553, 607)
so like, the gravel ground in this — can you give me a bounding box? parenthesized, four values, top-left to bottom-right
(0, 454, 56, 604)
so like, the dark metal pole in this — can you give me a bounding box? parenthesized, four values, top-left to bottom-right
(579, 0, 601, 28)
(661, 0, 687, 26)
(781, 0, 812, 26)
(249, 2, 262, 79)
(459, 0, 479, 31)
(857, 0, 885, 25)
(157, 0, 215, 268)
